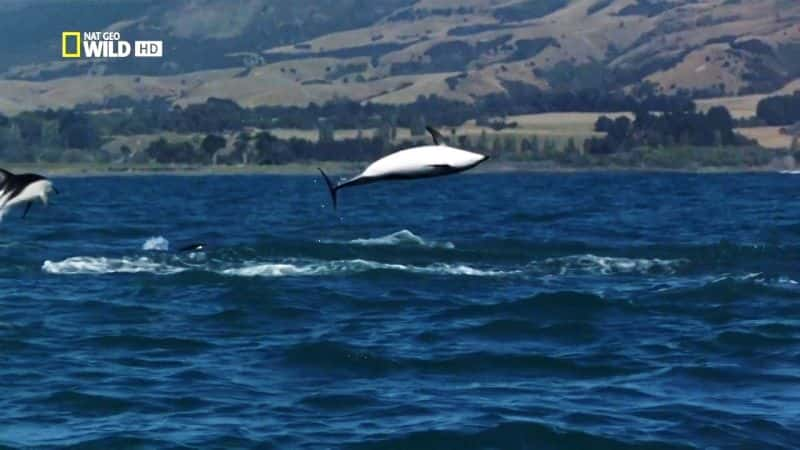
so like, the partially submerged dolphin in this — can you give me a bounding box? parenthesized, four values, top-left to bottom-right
(0, 168, 57, 218)
(178, 243, 207, 253)
(318, 127, 488, 209)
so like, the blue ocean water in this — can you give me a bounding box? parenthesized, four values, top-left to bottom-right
(1, 173, 799, 449)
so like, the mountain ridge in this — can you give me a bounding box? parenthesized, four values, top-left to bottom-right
(1, 0, 799, 114)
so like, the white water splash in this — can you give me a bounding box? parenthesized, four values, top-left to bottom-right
(348, 230, 455, 249)
(142, 236, 170, 251)
(536, 254, 687, 276)
(221, 263, 313, 277)
(42, 257, 185, 275)
(720, 272, 800, 287)
(41, 252, 686, 279)
(43, 255, 511, 278)
(222, 259, 507, 278)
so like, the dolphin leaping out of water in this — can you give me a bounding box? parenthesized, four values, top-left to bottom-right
(0, 168, 57, 219)
(318, 126, 488, 209)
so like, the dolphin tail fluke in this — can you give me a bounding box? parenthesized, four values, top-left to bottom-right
(318, 168, 339, 210)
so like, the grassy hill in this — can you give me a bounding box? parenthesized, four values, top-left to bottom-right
(1, 0, 799, 114)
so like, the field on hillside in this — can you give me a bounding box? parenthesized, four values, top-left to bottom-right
(103, 112, 623, 159)
(697, 79, 800, 119)
(737, 127, 796, 150)
(696, 79, 800, 150)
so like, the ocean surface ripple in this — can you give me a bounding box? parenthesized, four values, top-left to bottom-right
(1, 173, 799, 449)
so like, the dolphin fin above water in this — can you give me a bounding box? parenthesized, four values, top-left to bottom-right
(426, 126, 445, 145)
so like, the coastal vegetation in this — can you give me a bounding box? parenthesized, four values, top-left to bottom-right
(0, 89, 788, 171)
(756, 92, 800, 126)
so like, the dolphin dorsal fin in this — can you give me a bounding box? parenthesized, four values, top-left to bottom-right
(426, 126, 445, 146)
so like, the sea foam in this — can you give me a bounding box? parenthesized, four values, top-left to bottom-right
(42, 256, 185, 275)
(42, 252, 686, 279)
(348, 230, 455, 249)
(142, 236, 170, 251)
(535, 254, 687, 275)
(222, 259, 507, 278)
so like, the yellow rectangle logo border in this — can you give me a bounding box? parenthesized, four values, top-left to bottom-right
(62, 32, 81, 58)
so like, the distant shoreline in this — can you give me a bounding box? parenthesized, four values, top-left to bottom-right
(1, 161, 791, 177)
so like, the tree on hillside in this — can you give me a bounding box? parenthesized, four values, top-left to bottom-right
(756, 92, 800, 126)
(120, 145, 132, 163)
(543, 138, 558, 156)
(145, 138, 198, 164)
(491, 135, 503, 154)
(58, 112, 99, 149)
(390, 114, 399, 141)
(564, 137, 579, 154)
(595, 116, 614, 133)
(377, 122, 393, 151)
(584, 136, 611, 155)
(255, 131, 277, 151)
(202, 134, 227, 165)
(410, 115, 426, 136)
(254, 131, 291, 164)
(41, 121, 60, 149)
(179, 98, 244, 132)
(707, 106, 734, 131)
(591, 104, 744, 153)
(0, 124, 28, 162)
(234, 132, 251, 165)
(529, 135, 540, 156)
(317, 119, 335, 144)
(503, 134, 519, 157)
(611, 116, 631, 145)
(477, 130, 490, 150)
(707, 106, 735, 145)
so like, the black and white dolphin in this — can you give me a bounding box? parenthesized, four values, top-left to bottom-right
(0, 168, 57, 218)
(178, 243, 207, 253)
(318, 127, 488, 209)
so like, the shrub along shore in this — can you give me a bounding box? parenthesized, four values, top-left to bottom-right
(1, 86, 796, 171)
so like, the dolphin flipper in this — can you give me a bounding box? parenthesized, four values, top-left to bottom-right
(22, 202, 32, 219)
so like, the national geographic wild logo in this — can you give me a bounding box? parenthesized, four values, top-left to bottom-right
(61, 31, 163, 58)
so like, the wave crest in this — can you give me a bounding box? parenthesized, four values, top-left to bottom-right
(222, 259, 509, 278)
(536, 254, 686, 275)
(43, 256, 510, 278)
(42, 257, 185, 275)
(348, 230, 454, 249)
(42, 252, 686, 279)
